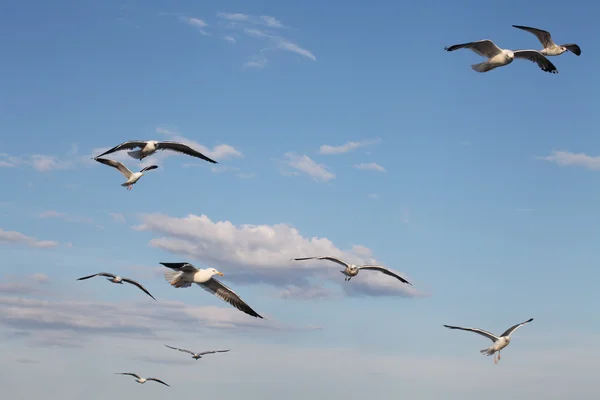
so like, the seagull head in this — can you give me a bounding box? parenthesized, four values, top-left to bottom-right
(208, 268, 224, 277)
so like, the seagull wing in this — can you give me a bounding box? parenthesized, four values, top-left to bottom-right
(199, 349, 230, 355)
(561, 43, 581, 56)
(146, 378, 170, 387)
(292, 256, 350, 268)
(116, 372, 141, 379)
(94, 141, 148, 158)
(443, 325, 500, 342)
(512, 25, 555, 48)
(444, 40, 503, 58)
(499, 318, 534, 338)
(140, 165, 159, 173)
(121, 278, 157, 302)
(95, 158, 134, 179)
(157, 141, 218, 164)
(197, 278, 263, 319)
(159, 262, 199, 273)
(77, 272, 115, 281)
(164, 344, 195, 355)
(357, 265, 413, 285)
(513, 50, 558, 73)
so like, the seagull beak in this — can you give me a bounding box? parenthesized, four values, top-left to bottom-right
(217, 271, 224, 276)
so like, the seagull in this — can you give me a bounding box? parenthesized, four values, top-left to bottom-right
(443, 318, 534, 364)
(95, 158, 158, 190)
(76, 272, 157, 301)
(161, 262, 263, 318)
(291, 256, 412, 285)
(444, 39, 558, 73)
(116, 373, 169, 387)
(94, 140, 218, 163)
(164, 344, 230, 360)
(512, 25, 581, 56)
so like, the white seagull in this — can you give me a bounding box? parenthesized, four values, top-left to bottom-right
(291, 256, 412, 285)
(513, 25, 581, 56)
(116, 373, 170, 387)
(161, 262, 263, 319)
(164, 344, 230, 360)
(443, 318, 534, 364)
(444, 39, 558, 73)
(95, 157, 158, 190)
(77, 272, 157, 301)
(94, 140, 218, 163)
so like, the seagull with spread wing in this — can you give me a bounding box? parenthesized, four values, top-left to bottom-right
(94, 140, 218, 163)
(291, 256, 412, 285)
(116, 373, 170, 387)
(161, 262, 263, 318)
(76, 272, 157, 301)
(443, 318, 534, 364)
(512, 25, 581, 56)
(164, 344, 230, 360)
(444, 39, 558, 73)
(95, 158, 158, 190)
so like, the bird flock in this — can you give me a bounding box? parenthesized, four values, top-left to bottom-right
(22, 23, 580, 389)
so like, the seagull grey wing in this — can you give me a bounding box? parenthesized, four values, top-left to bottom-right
(358, 266, 413, 285)
(292, 256, 350, 268)
(140, 165, 159, 173)
(197, 278, 263, 319)
(94, 141, 148, 158)
(199, 349, 230, 355)
(512, 25, 555, 48)
(513, 50, 558, 73)
(147, 378, 170, 387)
(159, 262, 198, 273)
(157, 141, 218, 164)
(121, 278, 157, 302)
(499, 318, 534, 338)
(444, 40, 502, 58)
(116, 372, 141, 379)
(77, 272, 115, 280)
(443, 325, 500, 342)
(95, 158, 133, 179)
(562, 43, 581, 56)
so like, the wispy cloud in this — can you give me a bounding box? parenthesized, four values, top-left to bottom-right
(282, 153, 335, 182)
(38, 210, 103, 228)
(179, 16, 210, 36)
(216, 12, 249, 21)
(108, 212, 126, 223)
(0, 227, 59, 248)
(244, 55, 268, 69)
(353, 162, 387, 172)
(260, 15, 283, 28)
(538, 150, 600, 170)
(0, 154, 72, 172)
(318, 138, 382, 155)
(223, 35, 236, 44)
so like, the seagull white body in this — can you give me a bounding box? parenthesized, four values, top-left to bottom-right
(161, 262, 263, 318)
(94, 158, 158, 190)
(164, 344, 230, 360)
(444, 39, 558, 74)
(512, 25, 581, 56)
(94, 140, 218, 163)
(116, 373, 169, 387)
(443, 318, 534, 364)
(291, 256, 412, 285)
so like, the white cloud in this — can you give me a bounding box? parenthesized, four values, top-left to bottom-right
(179, 16, 210, 35)
(108, 212, 126, 224)
(216, 12, 249, 21)
(354, 162, 387, 172)
(133, 212, 417, 297)
(0, 154, 72, 172)
(0, 228, 59, 248)
(223, 35, 236, 44)
(318, 138, 382, 155)
(38, 210, 102, 228)
(277, 284, 335, 300)
(244, 55, 268, 69)
(282, 153, 335, 182)
(260, 15, 283, 28)
(538, 150, 600, 170)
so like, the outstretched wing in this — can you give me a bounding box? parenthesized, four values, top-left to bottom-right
(562, 43, 581, 56)
(443, 325, 500, 342)
(513, 50, 558, 73)
(116, 372, 141, 379)
(291, 256, 350, 268)
(95, 158, 133, 179)
(94, 141, 148, 158)
(198, 278, 263, 318)
(159, 262, 198, 273)
(499, 318, 534, 338)
(77, 272, 115, 281)
(199, 349, 231, 355)
(147, 378, 170, 387)
(357, 266, 413, 285)
(164, 344, 195, 355)
(157, 141, 218, 164)
(444, 40, 503, 58)
(512, 25, 555, 48)
(140, 165, 159, 173)
(121, 278, 157, 302)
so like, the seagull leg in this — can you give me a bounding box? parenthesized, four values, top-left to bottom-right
(498, 352, 501, 361)
(494, 353, 498, 364)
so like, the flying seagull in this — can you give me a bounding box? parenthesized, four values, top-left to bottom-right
(443, 318, 534, 364)
(161, 262, 263, 318)
(512, 25, 581, 56)
(116, 373, 169, 387)
(94, 140, 218, 163)
(95, 157, 158, 190)
(291, 256, 412, 285)
(444, 39, 558, 73)
(76, 272, 157, 302)
(164, 344, 230, 360)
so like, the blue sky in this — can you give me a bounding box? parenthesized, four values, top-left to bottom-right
(1, 0, 599, 398)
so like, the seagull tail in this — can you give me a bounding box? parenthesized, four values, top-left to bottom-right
(480, 347, 495, 356)
(164, 270, 181, 284)
(471, 62, 492, 73)
(127, 150, 144, 160)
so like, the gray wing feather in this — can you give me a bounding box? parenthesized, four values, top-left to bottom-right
(77, 272, 115, 280)
(199, 349, 230, 355)
(140, 165, 159, 173)
(444, 40, 502, 58)
(94, 141, 148, 158)
(116, 372, 141, 379)
(121, 278, 157, 302)
(513, 50, 558, 73)
(292, 256, 350, 268)
(443, 325, 500, 342)
(197, 278, 263, 318)
(95, 158, 133, 178)
(146, 378, 170, 387)
(164, 344, 195, 355)
(512, 25, 555, 48)
(499, 318, 534, 338)
(357, 265, 413, 285)
(157, 141, 218, 164)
